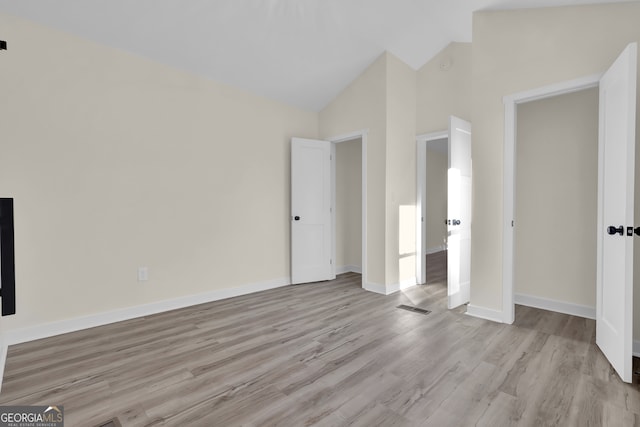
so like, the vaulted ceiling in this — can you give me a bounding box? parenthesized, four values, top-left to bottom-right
(0, 0, 630, 110)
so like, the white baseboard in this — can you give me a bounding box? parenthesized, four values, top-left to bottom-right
(466, 304, 504, 323)
(514, 293, 595, 320)
(336, 265, 362, 275)
(364, 277, 417, 296)
(363, 281, 387, 295)
(634, 340, 640, 358)
(385, 277, 418, 295)
(3, 277, 291, 347)
(426, 245, 446, 255)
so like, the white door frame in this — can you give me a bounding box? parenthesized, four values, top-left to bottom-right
(328, 129, 368, 288)
(502, 74, 601, 324)
(416, 130, 448, 284)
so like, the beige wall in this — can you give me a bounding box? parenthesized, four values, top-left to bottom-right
(385, 54, 418, 286)
(320, 52, 417, 288)
(515, 88, 598, 307)
(320, 54, 387, 285)
(0, 13, 318, 333)
(426, 145, 448, 251)
(417, 42, 472, 135)
(471, 3, 640, 341)
(335, 139, 362, 270)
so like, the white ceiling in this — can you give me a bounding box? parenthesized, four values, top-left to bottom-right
(0, 0, 630, 111)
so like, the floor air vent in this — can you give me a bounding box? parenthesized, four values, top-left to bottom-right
(397, 305, 431, 315)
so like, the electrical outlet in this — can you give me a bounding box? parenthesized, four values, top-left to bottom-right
(137, 267, 149, 282)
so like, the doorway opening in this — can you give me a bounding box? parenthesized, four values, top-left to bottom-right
(329, 130, 368, 289)
(513, 87, 599, 322)
(502, 74, 602, 324)
(417, 130, 448, 286)
(424, 137, 448, 287)
(333, 137, 363, 278)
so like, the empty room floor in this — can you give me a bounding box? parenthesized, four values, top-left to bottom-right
(0, 273, 638, 426)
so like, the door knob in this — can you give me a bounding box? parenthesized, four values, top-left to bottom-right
(607, 225, 624, 236)
(294, 216, 300, 221)
(453, 219, 461, 226)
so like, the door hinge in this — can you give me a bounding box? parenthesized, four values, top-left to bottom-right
(330, 259, 332, 265)
(511, 220, 514, 227)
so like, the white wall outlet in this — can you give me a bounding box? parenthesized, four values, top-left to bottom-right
(137, 267, 149, 282)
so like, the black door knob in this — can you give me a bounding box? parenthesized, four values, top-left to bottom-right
(453, 219, 461, 226)
(607, 225, 624, 236)
(294, 216, 300, 221)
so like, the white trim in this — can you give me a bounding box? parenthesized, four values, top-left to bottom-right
(503, 97, 516, 325)
(330, 141, 337, 279)
(328, 129, 369, 144)
(362, 135, 368, 292)
(3, 277, 290, 347)
(363, 281, 387, 295)
(514, 293, 596, 319)
(417, 138, 426, 284)
(384, 284, 401, 295)
(363, 278, 417, 296)
(503, 74, 602, 105)
(328, 129, 368, 291)
(386, 278, 418, 295)
(416, 130, 448, 285)
(502, 74, 601, 325)
(426, 245, 446, 255)
(634, 340, 640, 358)
(336, 265, 362, 274)
(417, 130, 448, 142)
(466, 304, 504, 323)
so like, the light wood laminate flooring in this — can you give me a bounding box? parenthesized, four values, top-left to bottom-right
(1, 271, 639, 426)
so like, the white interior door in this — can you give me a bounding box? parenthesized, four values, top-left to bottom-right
(447, 116, 472, 309)
(596, 42, 637, 383)
(291, 137, 334, 284)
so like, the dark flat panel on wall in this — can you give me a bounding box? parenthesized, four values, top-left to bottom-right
(0, 198, 16, 315)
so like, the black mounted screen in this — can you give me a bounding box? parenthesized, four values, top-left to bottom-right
(0, 198, 16, 315)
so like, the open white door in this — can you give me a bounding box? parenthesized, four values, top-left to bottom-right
(291, 138, 334, 284)
(447, 116, 472, 309)
(596, 42, 637, 383)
